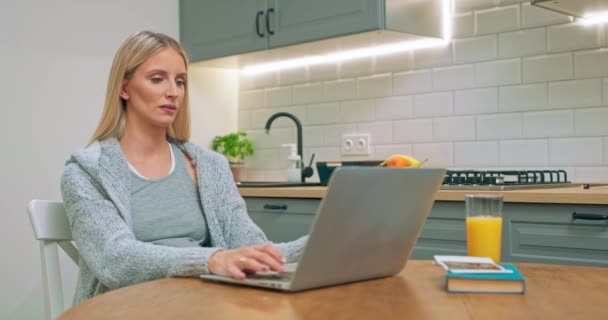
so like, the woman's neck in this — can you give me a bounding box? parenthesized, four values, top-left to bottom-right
(120, 125, 169, 162)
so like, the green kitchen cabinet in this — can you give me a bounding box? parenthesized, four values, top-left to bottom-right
(180, 0, 382, 62)
(503, 203, 608, 267)
(244, 197, 608, 266)
(245, 197, 319, 243)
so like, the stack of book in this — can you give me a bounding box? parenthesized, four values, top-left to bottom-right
(433, 256, 526, 294)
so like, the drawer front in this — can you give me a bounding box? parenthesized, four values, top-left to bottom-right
(504, 203, 608, 266)
(245, 198, 320, 243)
(412, 201, 467, 259)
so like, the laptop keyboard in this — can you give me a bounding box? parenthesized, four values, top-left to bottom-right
(247, 271, 294, 281)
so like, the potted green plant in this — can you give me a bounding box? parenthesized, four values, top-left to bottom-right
(211, 131, 254, 181)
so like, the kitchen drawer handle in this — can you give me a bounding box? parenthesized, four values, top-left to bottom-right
(266, 8, 275, 35)
(255, 11, 264, 37)
(572, 212, 608, 221)
(264, 204, 287, 210)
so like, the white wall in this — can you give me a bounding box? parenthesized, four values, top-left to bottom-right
(0, 1, 190, 319)
(238, 1, 608, 183)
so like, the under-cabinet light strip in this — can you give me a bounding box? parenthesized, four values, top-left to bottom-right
(581, 11, 608, 25)
(242, 0, 454, 76)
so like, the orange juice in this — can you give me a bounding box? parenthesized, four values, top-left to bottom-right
(466, 216, 503, 263)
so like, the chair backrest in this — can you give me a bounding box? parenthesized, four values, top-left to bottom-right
(28, 200, 79, 320)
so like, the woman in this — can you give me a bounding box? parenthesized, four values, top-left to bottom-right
(61, 31, 306, 304)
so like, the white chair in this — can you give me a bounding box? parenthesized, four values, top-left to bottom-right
(28, 200, 79, 320)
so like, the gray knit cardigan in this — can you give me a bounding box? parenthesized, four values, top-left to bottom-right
(60, 137, 306, 304)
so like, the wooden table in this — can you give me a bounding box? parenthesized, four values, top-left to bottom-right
(60, 261, 608, 320)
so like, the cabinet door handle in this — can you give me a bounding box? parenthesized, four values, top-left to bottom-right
(266, 8, 275, 35)
(255, 10, 265, 37)
(264, 204, 287, 210)
(572, 212, 608, 221)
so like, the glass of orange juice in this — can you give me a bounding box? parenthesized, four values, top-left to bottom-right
(465, 194, 504, 263)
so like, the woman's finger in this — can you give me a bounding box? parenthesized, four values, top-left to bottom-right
(260, 244, 286, 264)
(236, 256, 268, 274)
(227, 263, 246, 280)
(248, 250, 285, 273)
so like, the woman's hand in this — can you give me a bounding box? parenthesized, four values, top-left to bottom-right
(208, 244, 286, 280)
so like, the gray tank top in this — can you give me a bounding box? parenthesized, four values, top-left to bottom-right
(129, 143, 209, 247)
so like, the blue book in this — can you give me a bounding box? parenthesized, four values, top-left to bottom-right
(446, 264, 526, 294)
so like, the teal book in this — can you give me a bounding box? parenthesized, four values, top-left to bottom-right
(446, 264, 526, 294)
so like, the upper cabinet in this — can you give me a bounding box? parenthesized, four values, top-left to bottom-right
(180, 0, 445, 63)
(266, 0, 382, 49)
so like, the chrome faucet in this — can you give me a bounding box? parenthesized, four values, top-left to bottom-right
(264, 112, 314, 182)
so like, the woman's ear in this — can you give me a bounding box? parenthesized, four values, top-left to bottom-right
(119, 80, 129, 101)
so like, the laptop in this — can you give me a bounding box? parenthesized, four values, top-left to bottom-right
(200, 167, 446, 291)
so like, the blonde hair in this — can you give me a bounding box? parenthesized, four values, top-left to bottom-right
(89, 31, 191, 144)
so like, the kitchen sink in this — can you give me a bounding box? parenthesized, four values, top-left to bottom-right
(236, 181, 323, 188)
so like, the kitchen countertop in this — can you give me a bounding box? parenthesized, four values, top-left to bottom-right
(238, 184, 608, 205)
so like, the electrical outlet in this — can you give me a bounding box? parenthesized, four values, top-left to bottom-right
(341, 134, 371, 156)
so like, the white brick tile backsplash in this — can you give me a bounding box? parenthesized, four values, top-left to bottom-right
(248, 128, 295, 149)
(521, 3, 572, 29)
(323, 124, 356, 147)
(605, 137, 608, 165)
(324, 79, 356, 102)
(453, 12, 474, 38)
(475, 59, 521, 86)
(280, 67, 307, 86)
(477, 113, 522, 139)
(251, 109, 274, 129)
(341, 57, 373, 78)
(238, 111, 251, 130)
(523, 110, 574, 138)
(475, 5, 520, 36)
(455, 87, 498, 115)
(548, 23, 601, 53)
(251, 71, 279, 89)
(453, 35, 497, 64)
(393, 70, 432, 95)
(414, 92, 453, 118)
(339, 99, 375, 123)
(394, 119, 433, 143)
(499, 83, 548, 112)
(375, 51, 412, 74)
(575, 167, 608, 183)
(357, 74, 392, 99)
(455, 141, 499, 167)
(303, 126, 325, 147)
(549, 79, 603, 109)
(549, 138, 603, 165)
(375, 96, 413, 120)
(239, 90, 264, 109)
(375, 144, 413, 159)
(292, 83, 323, 105)
(433, 116, 476, 141)
(264, 87, 291, 107)
(413, 45, 453, 69)
(357, 121, 393, 144)
(238, 1, 608, 182)
(574, 49, 608, 79)
(239, 73, 255, 91)
(246, 149, 281, 169)
(500, 139, 548, 166)
(575, 107, 608, 136)
(523, 53, 572, 83)
(306, 102, 340, 125)
(604, 78, 608, 104)
(498, 28, 546, 58)
(310, 63, 339, 82)
(454, 0, 497, 13)
(432, 65, 476, 91)
(413, 143, 453, 168)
